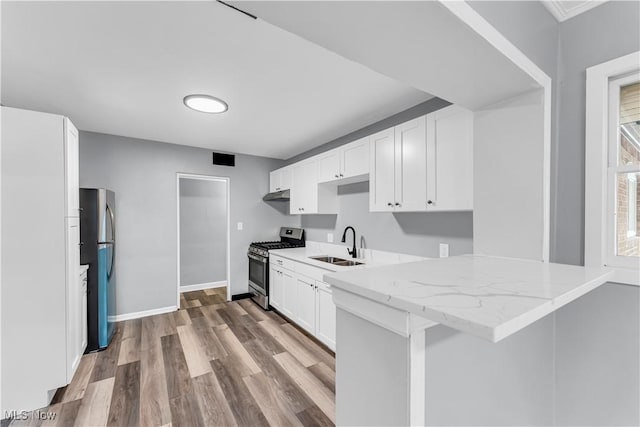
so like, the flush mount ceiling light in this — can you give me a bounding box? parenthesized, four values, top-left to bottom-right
(183, 94, 228, 114)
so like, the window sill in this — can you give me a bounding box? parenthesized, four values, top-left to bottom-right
(604, 265, 640, 286)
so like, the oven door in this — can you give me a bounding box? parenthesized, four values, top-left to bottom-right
(248, 252, 268, 295)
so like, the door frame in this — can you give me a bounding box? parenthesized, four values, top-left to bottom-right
(176, 173, 231, 305)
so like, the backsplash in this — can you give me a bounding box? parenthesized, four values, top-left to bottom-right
(304, 241, 428, 264)
(300, 181, 473, 259)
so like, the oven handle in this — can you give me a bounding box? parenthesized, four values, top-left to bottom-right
(248, 253, 268, 264)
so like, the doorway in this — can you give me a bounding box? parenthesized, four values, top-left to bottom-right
(176, 173, 230, 305)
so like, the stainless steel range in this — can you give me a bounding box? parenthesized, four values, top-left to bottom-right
(248, 227, 305, 309)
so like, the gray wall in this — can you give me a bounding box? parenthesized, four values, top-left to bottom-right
(79, 131, 298, 315)
(552, 2, 640, 424)
(302, 182, 473, 258)
(473, 2, 640, 425)
(179, 178, 227, 286)
(286, 97, 450, 164)
(555, 0, 640, 265)
(289, 97, 473, 258)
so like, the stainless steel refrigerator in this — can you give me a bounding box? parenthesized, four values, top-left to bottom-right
(79, 188, 116, 352)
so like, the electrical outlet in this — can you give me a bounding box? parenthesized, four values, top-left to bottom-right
(327, 233, 334, 243)
(439, 243, 449, 258)
(237, 222, 243, 231)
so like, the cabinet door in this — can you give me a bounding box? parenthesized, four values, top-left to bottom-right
(269, 170, 281, 192)
(289, 164, 303, 214)
(369, 128, 396, 212)
(66, 217, 81, 382)
(81, 275, 88, 352)
(64, 118, 79, 218)
(296, 277, 316, 334)
(341, 137, 369, 179)
(269, 265, 283, 309)
(318, 150, 340, 183)
(291, 160, 318, 214)
(280, 167, 292, 191)
(426, 106, 474, 211)
(316, 283, 336, 351)
(395, 116, 427, 212)
(281, 269, 297, 319)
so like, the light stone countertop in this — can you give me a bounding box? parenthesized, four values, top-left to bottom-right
(323, 254, 613, 342)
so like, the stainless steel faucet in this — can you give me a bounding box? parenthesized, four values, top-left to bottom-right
(341, 226, 357, 258)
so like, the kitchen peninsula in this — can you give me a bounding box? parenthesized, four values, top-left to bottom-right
(324, 255, 614, 426)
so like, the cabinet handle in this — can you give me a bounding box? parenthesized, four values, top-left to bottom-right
(78, 242, 84, 246)
(334, 174, 339, 178)
(395, 202, 401, 207)
(387, 202, 393, 207)
(427, 200, 434, 205)
(300, 208, 304, 211)
(340, 173, 344, 177)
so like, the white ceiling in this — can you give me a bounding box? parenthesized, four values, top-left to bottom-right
(542, 0, 610, 22)
(1, 1, 432, 159)
(234, 1, 541, 111)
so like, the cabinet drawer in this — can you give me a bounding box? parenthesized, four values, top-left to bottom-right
(296, 263, 330, 282)
(270, 255, 295, 272)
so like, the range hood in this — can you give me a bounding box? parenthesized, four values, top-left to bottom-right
(263, 189, 290, 201)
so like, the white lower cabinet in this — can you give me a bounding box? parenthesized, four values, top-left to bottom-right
(281, 269, 298, 320)
(268, 258, 337, 351)
(296, 277, 316, 334)
(269, 265, 283, 309)
(315, 281, 336, 349)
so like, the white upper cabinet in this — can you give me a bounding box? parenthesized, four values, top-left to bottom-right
(290, 159, 337, 215)
(426, 105, 474, 211)
(317, 137, 370, 184)
(269, 166, 292, 192)
(270, 104, 472, 215)
(318, 149, 341, 183)
(290, 160, 317, 214)
(340, 137, 369, 179)
(370, 108, 473, 212)
(370, 127, 396, 212)
(394, 116, 428, 211)
(370, 116, 427, 212)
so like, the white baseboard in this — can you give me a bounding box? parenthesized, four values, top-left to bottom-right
(180, 280, 227, 293)
(109, 305, 178, 322)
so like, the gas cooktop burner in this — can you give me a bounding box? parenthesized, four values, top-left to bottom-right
(251, 241, 303, 250)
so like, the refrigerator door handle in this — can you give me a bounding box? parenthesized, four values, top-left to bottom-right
(106, 203, 115, 243)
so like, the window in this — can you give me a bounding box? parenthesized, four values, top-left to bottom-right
(585, 51, 640, 286)
(608, 76, 640, 263)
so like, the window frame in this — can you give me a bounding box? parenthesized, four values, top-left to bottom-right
(606, 73, 640, 267)
(585, 51, 640, 286)
(628, 173, 637, 238)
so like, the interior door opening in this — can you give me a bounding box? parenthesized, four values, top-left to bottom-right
(176, 174, 230, 305)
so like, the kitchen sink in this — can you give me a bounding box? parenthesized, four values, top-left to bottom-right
(309, 255, 364, 266)
(333, 260, 364, 266)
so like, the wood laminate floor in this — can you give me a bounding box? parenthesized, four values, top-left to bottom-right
(10, 287, 335, 427)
